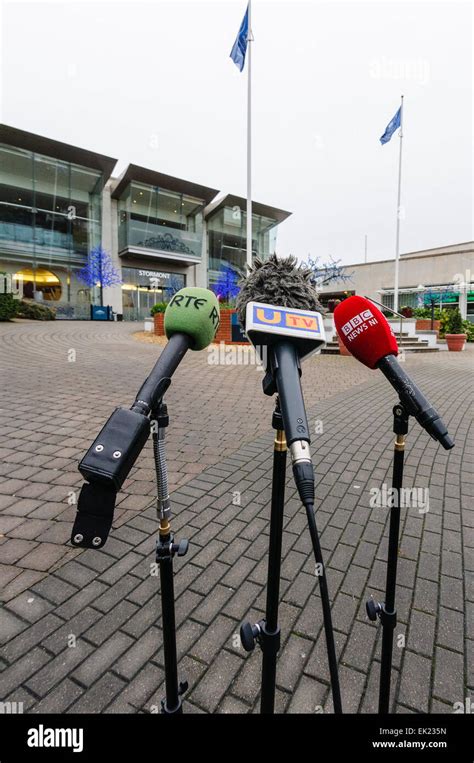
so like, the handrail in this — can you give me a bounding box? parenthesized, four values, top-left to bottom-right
(364, 295, 404, 346)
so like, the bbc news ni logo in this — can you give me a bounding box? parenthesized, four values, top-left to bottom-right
(341, 309, 375, 336)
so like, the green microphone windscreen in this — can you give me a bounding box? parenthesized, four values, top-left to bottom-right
(164, 287, 220, 351)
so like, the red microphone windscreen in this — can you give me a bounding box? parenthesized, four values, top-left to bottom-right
(334, 296, 398, 369)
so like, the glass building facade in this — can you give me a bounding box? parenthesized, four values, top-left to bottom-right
(118, 181, 204, 261)
(381, 287, 474, 312)
(121, 266, 185, 321)
(0, 127, 291, 321)
(0, 142, 104, 318)
(207, 205, 278, 284)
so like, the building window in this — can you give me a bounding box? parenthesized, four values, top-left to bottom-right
(0, 143, 104, 319)
(207, 207, 277, 280)
(0, 144, 102, 267)
(382, 292, 421, 310)
(121, 266, 185, 321)
(13, 267, 62, 301)
(318, 290, 354, 310)
(382, 287, 463, 313)
(381, 294, 394, 310)
(397, 292, 420, 309)
(118, 182, 203, 259)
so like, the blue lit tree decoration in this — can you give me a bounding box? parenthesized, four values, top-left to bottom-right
(213, 263, 241, 304)
(307, 255, 354, 289)
(77, 246, 122, 306)
(419, 286, 455, 329)
(167, 274, 183, 299)
(421, 287, 453, 307)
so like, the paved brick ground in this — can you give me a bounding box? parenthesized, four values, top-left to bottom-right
(0, 321, 472, 713)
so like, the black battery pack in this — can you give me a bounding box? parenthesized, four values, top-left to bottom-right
(78, 407, 150, 491)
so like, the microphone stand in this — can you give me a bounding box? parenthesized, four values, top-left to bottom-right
(151, 401, 189, 714)
(72, 329, 203, 712)
(366, 403, 409, 714)
(240, 401, 287, 713)
(240, 394, 342, 714)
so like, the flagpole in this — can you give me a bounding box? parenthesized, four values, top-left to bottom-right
(393, 94, 404, 313)
(246, 0, 252, 270)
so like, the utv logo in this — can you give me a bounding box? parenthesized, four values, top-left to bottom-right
(27, 725, 84, 753)
(341, 309, 376, 336)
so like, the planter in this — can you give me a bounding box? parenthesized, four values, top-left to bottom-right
(416, 318, 440, 337)
(153, 312, 165, 336)
(214, 308, 233, 343)
(445, 333, 467, 352)
(214, 308, 248, 344)
(337, 335, 352, 356)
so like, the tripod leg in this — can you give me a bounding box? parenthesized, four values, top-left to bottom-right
(151, 402, 188, 714)
(158, 534, 181, 714)
(378, 428, 405, 714)
(366, 404, 408, 714)
(260, 428, 287, 714)
(379, 616, 396, 714)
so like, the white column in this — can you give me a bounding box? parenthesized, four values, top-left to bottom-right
(101, 182, 123, 315)
(194, 222, 208, 288)
(246, 0, 253, 270)
(459, 285, 468, 319)
(393, 95, 404, 314)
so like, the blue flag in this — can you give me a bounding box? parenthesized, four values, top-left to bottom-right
(380, 107, 401, 145)
(230, 5, 249, 72)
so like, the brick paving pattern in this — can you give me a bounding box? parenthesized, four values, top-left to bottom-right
(0, 321, 472, 713)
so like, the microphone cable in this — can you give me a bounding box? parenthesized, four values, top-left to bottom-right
(276, 409, 344, 709)
(292, 457, 343, 713)
(304, 499, 343, 714)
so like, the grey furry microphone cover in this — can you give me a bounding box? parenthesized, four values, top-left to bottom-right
(235, 254, 325, 326)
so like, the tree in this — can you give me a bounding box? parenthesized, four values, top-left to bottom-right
(77, 246, 122, 306)
(419, 287, 453, 308)
(419, 287, 454, 329)
(306, 255, 354, 289)
(167, 274, 183, 298)
(213, 263, 241, 303)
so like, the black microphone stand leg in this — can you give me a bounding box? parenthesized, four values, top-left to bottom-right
(156, 528, 188, 714)
(366, 403, 408, 714)
(240, 403, 286, 714)
(152, 402, 189, 715)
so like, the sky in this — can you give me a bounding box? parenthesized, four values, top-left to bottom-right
(1, 0, 472, 265)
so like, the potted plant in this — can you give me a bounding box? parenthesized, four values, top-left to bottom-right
(337, 336, 352, 356)
(414, 306, 441, 336)
(151, 302, 168, 335)
(462, 319, 474, 343)
(445, 308, 467, 351)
